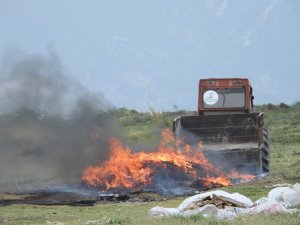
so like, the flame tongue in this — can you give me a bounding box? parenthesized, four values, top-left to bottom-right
(82, 138, 152, 189)
(201, 176, 231, 188)
(82, 129, 255, 190)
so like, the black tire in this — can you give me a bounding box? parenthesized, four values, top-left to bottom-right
(260, 127, 270, 173)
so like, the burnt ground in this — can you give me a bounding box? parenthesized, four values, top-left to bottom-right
(0, 174, 233, 206)
(0, 191, 169, 206)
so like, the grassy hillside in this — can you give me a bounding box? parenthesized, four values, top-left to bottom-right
(0, 103, 299, 225)
(256, 103, 300, 181)
(116, 107, 185, 145)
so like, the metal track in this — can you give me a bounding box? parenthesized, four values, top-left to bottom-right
(260, 127, 270, 173)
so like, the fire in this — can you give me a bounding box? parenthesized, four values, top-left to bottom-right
(202, 176, 231, 188)
(229, 169, 256, 181)
(82, 129, 255, 190)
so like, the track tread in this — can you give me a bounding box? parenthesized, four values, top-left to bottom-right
(261, 127, 270, 173)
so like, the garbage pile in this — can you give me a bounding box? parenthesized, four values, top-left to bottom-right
(148, 183, 300, 220)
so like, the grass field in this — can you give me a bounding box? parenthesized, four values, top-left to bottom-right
(0, 103, 299, 225)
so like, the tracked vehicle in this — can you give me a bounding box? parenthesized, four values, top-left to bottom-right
(173, 78, 269, 174)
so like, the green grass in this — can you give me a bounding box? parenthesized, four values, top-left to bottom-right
(257, 103, 300, 183)
(117, 108, 184, 145)
(0, 103, 300, 225)
(0, 201, 299, 225)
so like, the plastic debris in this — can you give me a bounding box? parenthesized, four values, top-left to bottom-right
(268, 187, 291, 201)
(268, 183, 300, 207)
(148, 183, 300, 220)
(248, 199, 288, 215)
(180, 204, 219, 217)
(148, 206, 180, 217)
(177, 190, 254, 211)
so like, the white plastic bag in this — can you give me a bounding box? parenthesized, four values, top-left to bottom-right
(180, 204, 219, 217)
(178, 190, 253, 211)
(267, 183, 300, 207)
(268, 187, 291, 201)
(180, 204, 237, 220)
(148, 206, 180, 217)
(248, 199, 288, 215)
(282, 188, 300, 207)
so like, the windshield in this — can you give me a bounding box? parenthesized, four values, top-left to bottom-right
(203, 88, 245, 108)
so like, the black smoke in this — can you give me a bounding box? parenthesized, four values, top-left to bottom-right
(0, 50, 121, 193)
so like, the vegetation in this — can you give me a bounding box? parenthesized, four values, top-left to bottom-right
(0, 103, 300, 224)
(256, 103, 300, 182)
(116, 107, 185, 145)
(0, 202, 299, 225)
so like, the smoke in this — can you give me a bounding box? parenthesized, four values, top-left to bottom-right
(0, 50, 121, 192)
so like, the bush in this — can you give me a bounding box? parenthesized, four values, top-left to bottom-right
(279, 103, 290, 109)
(266, 103, 276, 111)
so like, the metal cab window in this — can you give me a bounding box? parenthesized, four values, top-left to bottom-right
(203, 88, 246, 109)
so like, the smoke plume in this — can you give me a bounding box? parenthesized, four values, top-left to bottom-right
(0, 50, 121, 192)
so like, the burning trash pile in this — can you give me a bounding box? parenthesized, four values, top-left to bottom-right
(148, 183, 300, 219)
(82, 129, 255, 195)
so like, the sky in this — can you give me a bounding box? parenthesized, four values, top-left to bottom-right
(0, 0, 299, 111)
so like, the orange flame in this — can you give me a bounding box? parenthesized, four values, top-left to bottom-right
(229, 169, 256, 180)
(82, 129, 254, 189)
(202, 176, 231, 187)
